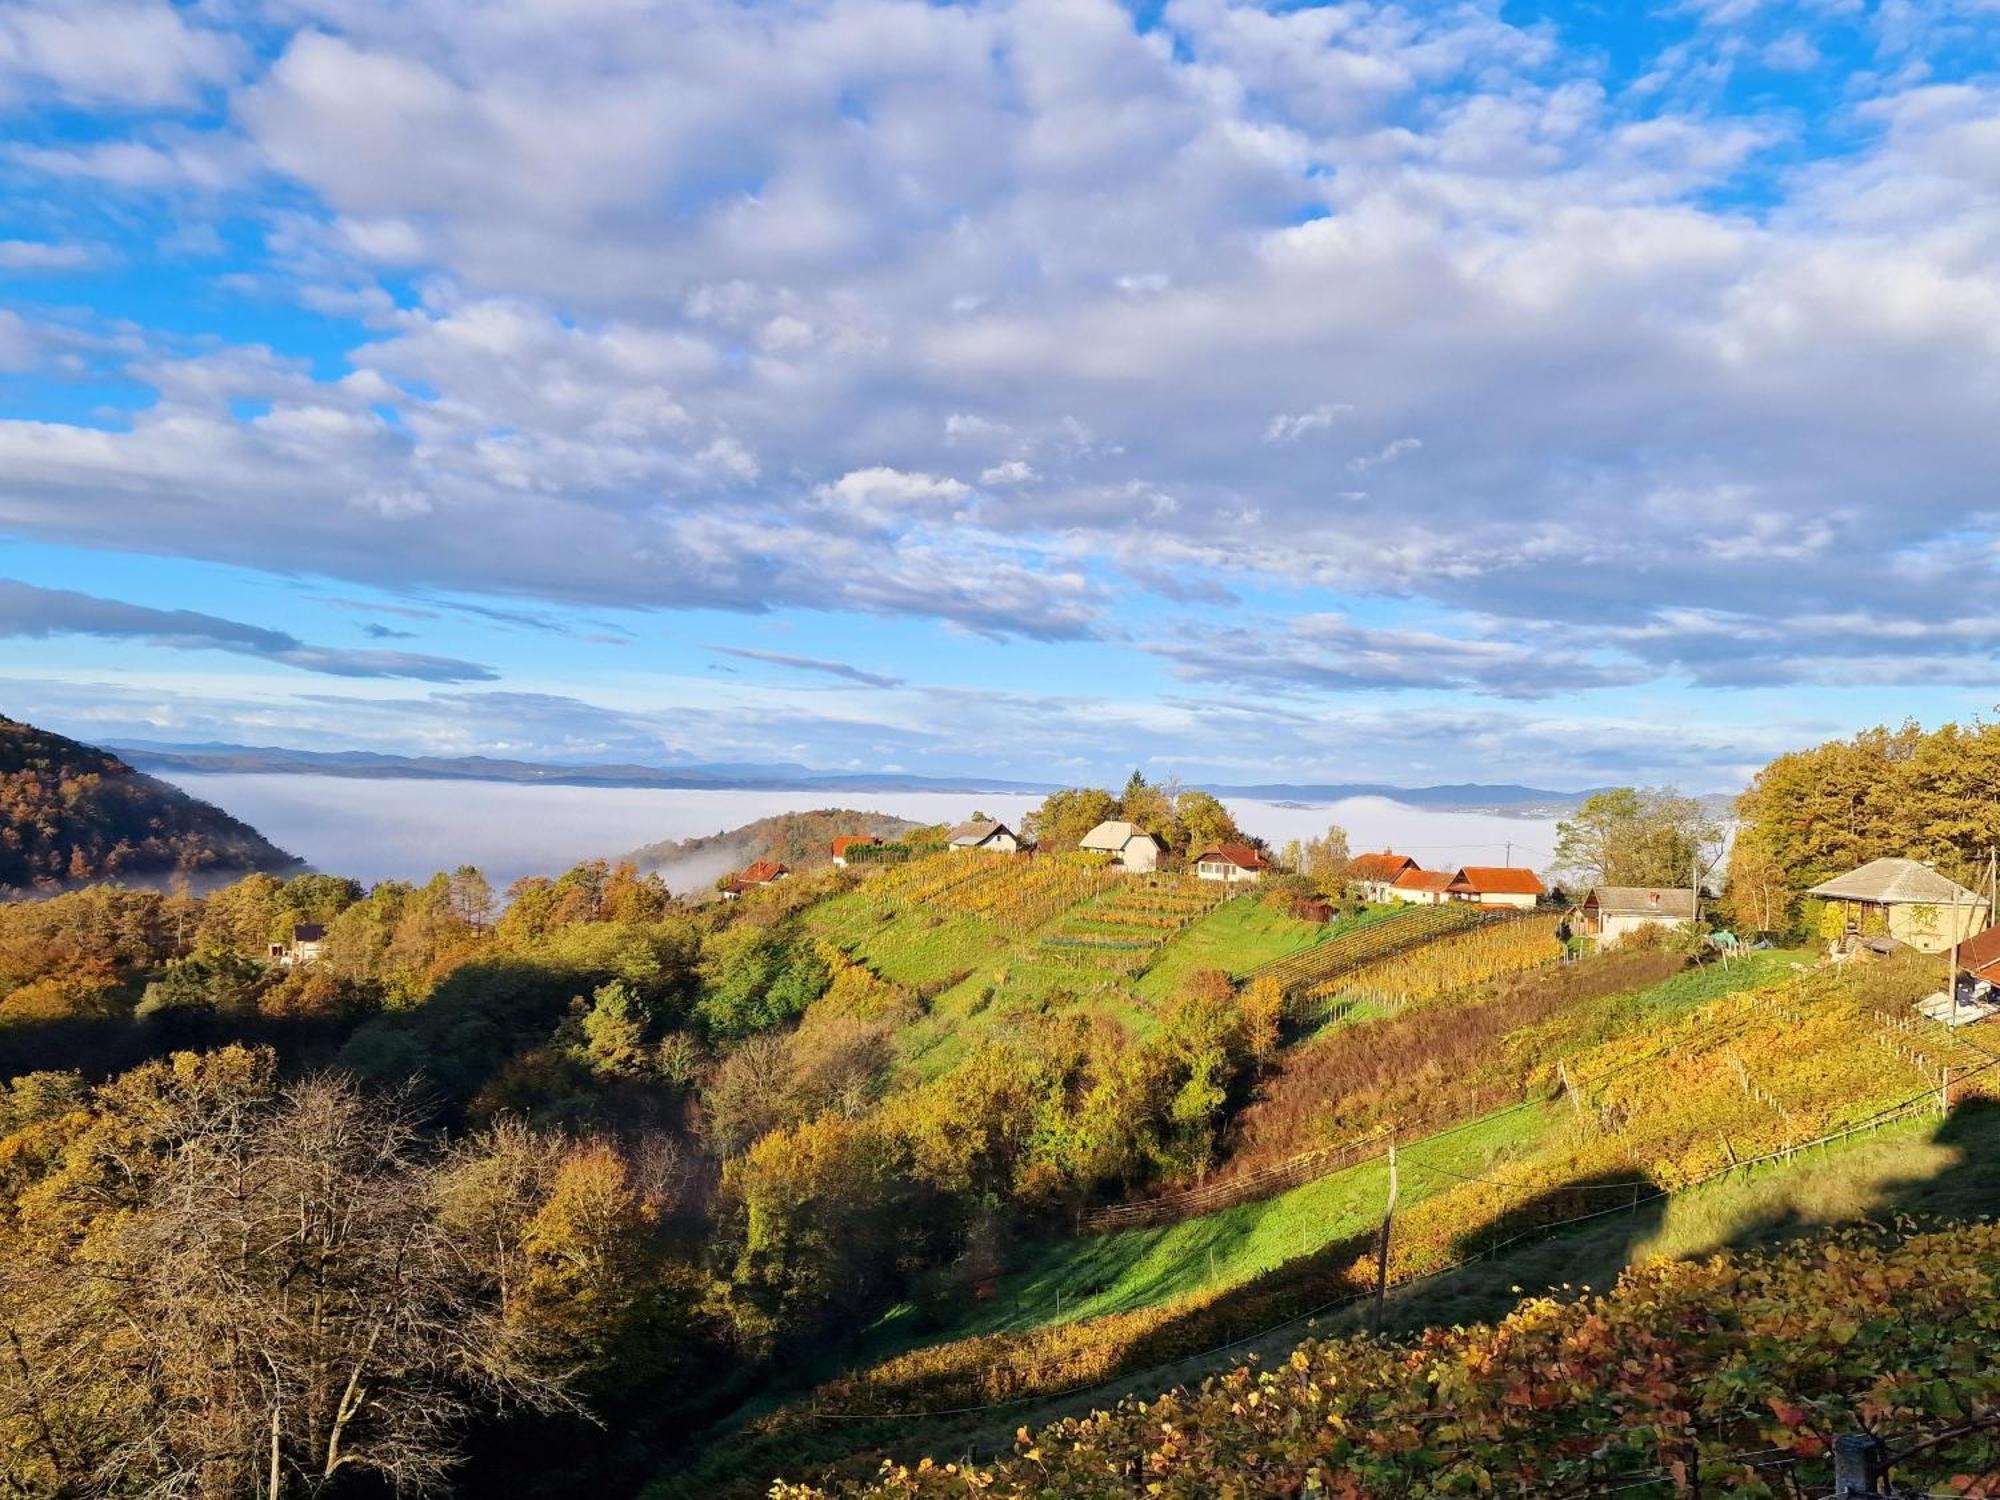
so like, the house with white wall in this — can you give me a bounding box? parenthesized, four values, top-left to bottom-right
(1193, 844, 1270, 884)
(1080, 820, 1162, 873)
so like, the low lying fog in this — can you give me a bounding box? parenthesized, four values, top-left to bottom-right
(159, 774, 1564, 891)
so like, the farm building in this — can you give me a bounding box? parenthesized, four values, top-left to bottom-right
(830, 834, 880, 868)
(1193, 844, 1270, 884)
(1446, 866, 1545, 910)
(1807, 857, 1990, 955)
(1577, 885, 1695, 946)
(1079, 819, 1162, 872)
(720, 858, 790, 899)
(1388, 868, 1455, 905)
(1349, 851, 1419, 903)
(1958, 923, 2000, 985)
(948, 819, 1019, 855)
(269, 923, 325, 966)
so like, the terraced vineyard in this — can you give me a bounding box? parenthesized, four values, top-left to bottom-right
(1306, 913, 1562, 1011)
(1035, 876, 1230, 976)
(1246, 901, 1488, 997)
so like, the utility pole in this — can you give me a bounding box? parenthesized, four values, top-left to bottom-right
(1371, 1141, 1398, 1336)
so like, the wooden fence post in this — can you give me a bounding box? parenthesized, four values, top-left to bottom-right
(1370, 1141, 1398, 1336)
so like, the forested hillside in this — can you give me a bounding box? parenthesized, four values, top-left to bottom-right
(0, 714, 298, 890)
(625, 808, 921, 878)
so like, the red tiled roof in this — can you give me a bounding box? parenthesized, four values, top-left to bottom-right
(1392, 869, 1455, 893)
(740, 859, 789, 884)
(1195, 843, 1270, 870)
(831, 835, 880, 857)
(1959, 923, 2000, 981)
(1350, 852, 1418, 882)
(1448, 866, 1545, 897)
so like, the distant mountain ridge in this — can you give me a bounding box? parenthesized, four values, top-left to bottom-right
(1, 717, 300, 892)
(110, 739, 1624, 813)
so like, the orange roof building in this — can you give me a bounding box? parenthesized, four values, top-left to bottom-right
(831, 835, 881, 866)
(1192, 843, 1271, 884)
(1389, 867, 1456, 904)
(1349, 851, 1420, 900)
(1445, 865, 1544, 910)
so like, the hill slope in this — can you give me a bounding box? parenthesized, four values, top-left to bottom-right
(624, 807, 922, 888)
(0, 715, 298, 890)
(772, 1218, 2000, 1498)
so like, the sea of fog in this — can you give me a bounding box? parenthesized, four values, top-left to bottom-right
(158, 774, 1564, 891)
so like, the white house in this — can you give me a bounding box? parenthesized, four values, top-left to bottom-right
(1192, 844, 1270, 884)
(1578, 886, 1695, 946)
(271, 923, 325, 966)
(1349, 851, 1420, 903)
(1079, 819, 1162, 873)
(1388, 868, 1455, 905)
(830, 835, 880, 868)
(1445, 867, 1545, 911)
(719, 858, 790, 900)
(1806, 858, 1990, 955)
(948, 819, 1019, 855)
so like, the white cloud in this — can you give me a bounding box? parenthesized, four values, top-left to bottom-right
(1264, 404, 1353, 442)
(0, 0, 1998, 724)
(979, 459, 1038, 485)
(0, 238, 100, 271)
(0, 1, 237, 109)
(810, 466, 971, 529)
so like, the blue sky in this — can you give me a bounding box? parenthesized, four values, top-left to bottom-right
(2, 0, 1999, 791)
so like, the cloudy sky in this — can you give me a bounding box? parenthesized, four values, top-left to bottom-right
(2, 0, 1998, 790)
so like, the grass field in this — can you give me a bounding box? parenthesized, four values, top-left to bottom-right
(651, 938, 2000, 1498)
(656, 1095, 2000, 1500)
(903, 1100, 1552, 1346)
(1134, 895, 1335, 1000)
(812, 881, 1339, 1078)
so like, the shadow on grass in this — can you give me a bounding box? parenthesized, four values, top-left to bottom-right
(1713, 1094, 2000, 1257)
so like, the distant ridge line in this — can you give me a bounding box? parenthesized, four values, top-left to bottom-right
(111, 740, 1615, 811)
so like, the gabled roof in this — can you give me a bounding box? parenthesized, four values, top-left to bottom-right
(293, 922, 326, 942)
(831, 835, 880, 857)
(1392, 868, 1455, 894)
(1080, 819, 1158, 852)
(1583, 886, 1695, 920)
(1194, 843, 1270, 870)
(1448, 866, 1545, 897)
(1350, 851, 1419, 883)
(949, 819, 1011, 845)
(740, 859, 789, 884)
(1806, 857, 1985, 907)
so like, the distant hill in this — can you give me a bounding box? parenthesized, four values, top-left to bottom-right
(624, 808, 921, 889)
(0, 716, 299, 891)
(109, 740, 1630, 813)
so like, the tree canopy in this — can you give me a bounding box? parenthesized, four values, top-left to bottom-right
(1725, 719, 2000, 930)
(1554, 787, 1720, 890)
